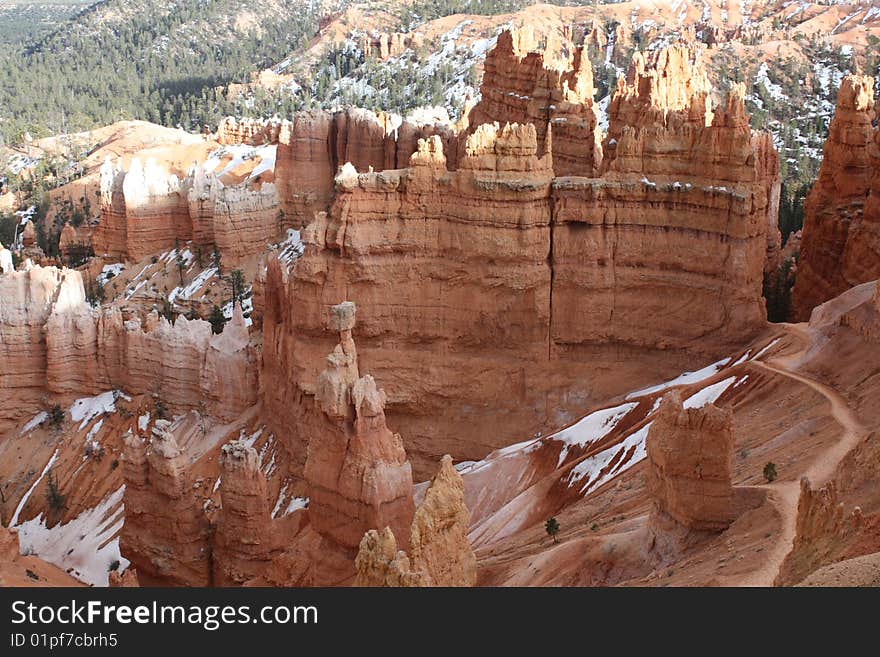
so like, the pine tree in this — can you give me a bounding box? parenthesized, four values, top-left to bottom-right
(209, 304, 227, 335)
(45, 470, 67, 513)
(545, 517, 560, 544)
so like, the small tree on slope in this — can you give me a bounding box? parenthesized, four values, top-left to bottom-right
(545, 517, 560, 544)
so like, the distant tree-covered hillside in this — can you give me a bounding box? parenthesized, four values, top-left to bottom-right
(0, 1, 93, 46)
(0, 0, 334, 143)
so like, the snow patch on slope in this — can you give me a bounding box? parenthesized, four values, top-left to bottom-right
(70, 391, 121, 430)
(16, 487, 129, 587)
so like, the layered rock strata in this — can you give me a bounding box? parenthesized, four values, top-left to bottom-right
(39, 275, 257, 421)
(0, 265, 84, 430)
(266, 124, 557, 474)
(792, 75, 880, 320)
(264, 39, 777, 473)
(274, 108, 459, 226)
(188, 166, 281, 262)
(94, 157, 191, 261)
(94, 156, 280, 265)
(553, 47, 777, 352)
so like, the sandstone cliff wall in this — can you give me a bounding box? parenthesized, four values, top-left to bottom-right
(45, 299, 257, 422)
(94, 156, 281, 265)
(792, 75, 880, 320)
(262, 40, 776, 474)
(188, 166, 281, 261)
(0, 265, 85, 430)
(274, 108, 460, 227)
(266, 124, 556, 475)
(0, 263, 258, 424)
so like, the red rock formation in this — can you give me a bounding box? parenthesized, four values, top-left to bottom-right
(44, 304, 257, 422)
(274, 108, 459, 227)
(118, 157, 191, 262)
(792, 75, 879, 320)
(21, 221, 36, 248)
(267, 124, 555, 474)
(274, 112, 337, 226)
(255, 301, 416, 586)
(603, 45, 711, 157)
(776, 478, 867, 586)
(200, 304, 259, 420)
(215, 117, 281, 145)
(120, 421, 212, 586)
(93, 158, 128, 258)
(553, 44, 776, 356)
(43, 300, 105, 396)
(839, 281, 880, 342)
(361, 32, 424, 60)
(108, 569, 140, 587)
(0, 265, 85, 431)
(647, 391, 734, 536)
(304, 302, 415, 556)
(213, 440, 277, 586)
(266, 42, 777, 473)
(94, 155, 282, 265)
(188, 167, 281, 262)
(469, 27, 602, 176)
(354, 454, 476, 587)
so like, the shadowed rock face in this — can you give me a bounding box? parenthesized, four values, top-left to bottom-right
(792, 75, 880, 320)
(647, 391, 734, 533)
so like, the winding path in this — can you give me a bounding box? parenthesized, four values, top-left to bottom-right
(736, 325, 869, 586)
